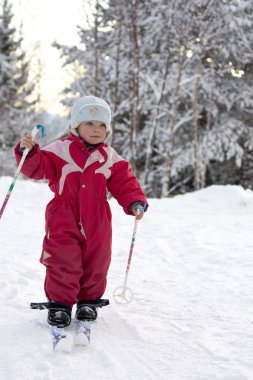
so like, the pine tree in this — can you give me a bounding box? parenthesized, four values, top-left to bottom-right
(0, 0, 35, 175)
(0, 1, 34, 146)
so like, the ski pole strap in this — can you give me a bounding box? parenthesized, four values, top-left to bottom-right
(36, 124, 45, 139)
(30, 124, 45, 139)
(130, 202, 146, 214)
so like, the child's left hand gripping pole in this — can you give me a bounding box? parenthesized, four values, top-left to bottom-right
(0, 124, 45, 221)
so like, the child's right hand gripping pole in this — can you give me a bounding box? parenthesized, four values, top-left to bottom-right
(18, 124, 45, 159)
(0, 125, 45, 221)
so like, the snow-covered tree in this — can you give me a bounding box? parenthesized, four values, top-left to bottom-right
(0, 0, 35, 175)
(53, 0, 253, 197)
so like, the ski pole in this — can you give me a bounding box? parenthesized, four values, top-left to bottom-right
(113, 207, 143, 304)
(0, 124, 45, 220)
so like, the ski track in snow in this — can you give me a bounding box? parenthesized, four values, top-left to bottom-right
(0, 177, 253, 380)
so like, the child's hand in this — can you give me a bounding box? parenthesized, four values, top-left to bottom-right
(131, 204, 145, 220)
(20, 134, 35, 152)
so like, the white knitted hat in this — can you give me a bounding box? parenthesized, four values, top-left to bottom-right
(70, 95, 112, 141)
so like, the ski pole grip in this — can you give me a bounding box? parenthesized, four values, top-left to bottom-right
(18, 125, 45, 154)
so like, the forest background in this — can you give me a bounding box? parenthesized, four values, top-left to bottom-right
(0, 0, 252, 197)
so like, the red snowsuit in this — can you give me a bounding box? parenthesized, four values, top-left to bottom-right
(15, 133, 148, 306)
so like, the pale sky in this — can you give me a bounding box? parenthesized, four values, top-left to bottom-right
(11, 0, 92, 115)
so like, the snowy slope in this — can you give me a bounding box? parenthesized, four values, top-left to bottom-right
(0, 177, 253, 380)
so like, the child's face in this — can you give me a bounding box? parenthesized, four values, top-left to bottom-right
(77, 121, 107, 144)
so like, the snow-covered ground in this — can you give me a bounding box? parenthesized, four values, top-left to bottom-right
(0, 176, 253, 380)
